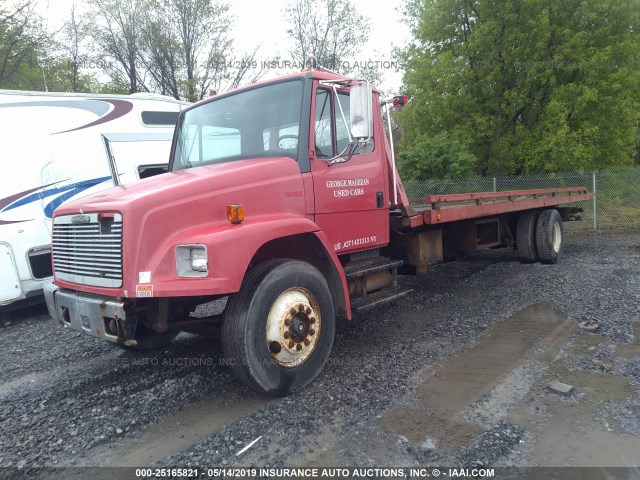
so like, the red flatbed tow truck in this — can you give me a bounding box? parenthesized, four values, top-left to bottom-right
(44, 67, 593, 394)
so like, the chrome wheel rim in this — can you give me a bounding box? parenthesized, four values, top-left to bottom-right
(552, 221, 562, 253)
(265, 287, 321, 368)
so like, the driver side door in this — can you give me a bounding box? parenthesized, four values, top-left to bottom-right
(310, 85, 389, 255)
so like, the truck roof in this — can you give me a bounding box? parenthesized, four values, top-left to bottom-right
(188, 68, 379, 110)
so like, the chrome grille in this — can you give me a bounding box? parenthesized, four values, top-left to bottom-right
(52, 213, 123, 287)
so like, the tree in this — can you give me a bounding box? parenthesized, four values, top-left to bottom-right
(220, 46, 274, 92)
(0, 0, 48, 87)
(87, 0, 148, 93)
(139, 0, 269, 101)
(0, 2, 101, 92)
(29, 3, 101, 93)
(140, 0, 231, 101)
(61, 4, 86, 92)
(399, 0, 640, 178)
(285, 0, 370, 73)
(141, 0, 268, 101)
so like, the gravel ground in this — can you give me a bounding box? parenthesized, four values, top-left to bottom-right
(1, 232, 639, 472)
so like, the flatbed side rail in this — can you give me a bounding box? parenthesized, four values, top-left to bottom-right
(402, 187, 594, 226)
(414, 187, 588, 205)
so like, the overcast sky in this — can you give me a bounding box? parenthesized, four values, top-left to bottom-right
(36, 0, 411, 92)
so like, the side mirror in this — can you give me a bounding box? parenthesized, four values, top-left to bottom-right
(349, 84, 372, 141)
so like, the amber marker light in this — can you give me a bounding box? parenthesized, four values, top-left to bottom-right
(227, 204, 244, 224)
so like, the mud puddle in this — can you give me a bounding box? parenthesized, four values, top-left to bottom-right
(85, 393, 268, 467)
(381, 302, 573, 453)
(509, 367, 639, 466)
(616, 322, 640, 358)
(509, 330, 640, 467)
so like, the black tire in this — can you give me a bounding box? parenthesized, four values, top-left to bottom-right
(222, 259, 336, 395)
(536, 209, 564, 264)
(516, 210, 539, 263)
(117, 326, 178, 351)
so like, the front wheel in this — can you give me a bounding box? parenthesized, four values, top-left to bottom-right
(222, 259, 336, 395)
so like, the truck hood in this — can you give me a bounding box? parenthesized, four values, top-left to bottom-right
(55, 157, 305, 218)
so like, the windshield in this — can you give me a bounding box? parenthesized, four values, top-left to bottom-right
(172, 80, 304, 170)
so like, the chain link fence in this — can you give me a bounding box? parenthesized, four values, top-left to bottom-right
(404, 167, 640, 232)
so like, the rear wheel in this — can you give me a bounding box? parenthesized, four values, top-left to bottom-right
(516, 211, 539, 263)
(536, 209, 563, 264)
(222, 259, 335, 395)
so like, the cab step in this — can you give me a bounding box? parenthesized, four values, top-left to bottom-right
(351, 286, 413, 312)
(343, 257, 403, 279)
(344, 256, 411, 312)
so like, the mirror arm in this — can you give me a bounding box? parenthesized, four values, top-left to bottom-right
(327, 142, 355, 166)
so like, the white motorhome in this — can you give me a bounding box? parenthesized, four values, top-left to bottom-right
(0, 90, 188, 311)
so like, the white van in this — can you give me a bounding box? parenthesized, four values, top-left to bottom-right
(0, 90, 188, 311)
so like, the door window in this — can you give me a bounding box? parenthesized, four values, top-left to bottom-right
(313, 88, 374, 158)
(314, 89, 333, 158)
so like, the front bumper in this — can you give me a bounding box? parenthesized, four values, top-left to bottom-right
(44, 281, 127, 344)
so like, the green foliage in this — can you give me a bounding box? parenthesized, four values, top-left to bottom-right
(0, 1, 104, 92)
(0, 0, 49, 88)
(7, 56, 101, 92)
(398, 131, 477, 179)
(399, 0, 640, 179)
(95, 78, 130, 94)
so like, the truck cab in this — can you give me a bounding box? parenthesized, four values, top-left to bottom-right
(45, 70, 390, 393)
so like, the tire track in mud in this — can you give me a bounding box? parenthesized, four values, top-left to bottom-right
(99, 395, 267, 467)
(0, 333, 243, 467)
(0, 306, 116, 383)
(0, 352, 120, 400)
(157, 253, 531, 468)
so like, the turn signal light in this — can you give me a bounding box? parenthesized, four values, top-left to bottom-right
(227, 204, 244, 224)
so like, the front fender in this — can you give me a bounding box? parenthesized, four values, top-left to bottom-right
(131, 215, 330, 297)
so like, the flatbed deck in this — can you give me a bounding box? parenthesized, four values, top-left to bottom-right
(397, 187, 594, 228)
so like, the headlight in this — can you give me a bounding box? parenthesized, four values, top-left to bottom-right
(190, 248, 208, 272)
(176, 244, 208, 277)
